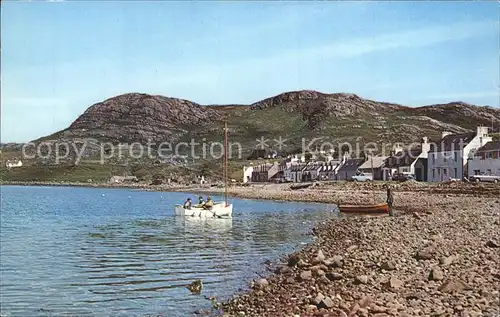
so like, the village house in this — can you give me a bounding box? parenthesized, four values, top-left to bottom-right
(357, 155, 388, 180)
(318, 161, 341, 181)
(301, 162, 323, 182)
(243, 165, 254, 183)
(5, 160, 23, 169)
(467, 141, 500, 177)
(383, 137, 430, 181)
(250, 162, 285, 182)
(336, 158, 365, 180)
(109, 176, 139, 183)
(284, 163, 308, 182)
(428, 127, 492, 182)
(251, 163, 273, 182)
(289, 154, 306, 164)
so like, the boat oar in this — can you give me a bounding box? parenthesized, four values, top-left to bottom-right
(206, 207, 223, 219)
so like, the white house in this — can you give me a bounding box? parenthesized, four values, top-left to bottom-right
(243, 165, 254, 183)
(467, 141, 500, 177)
(5, 160, 23, 169)
(428, 127, 492, 182)
(289, 154, 306, 164)
(109, 176, 138, 183)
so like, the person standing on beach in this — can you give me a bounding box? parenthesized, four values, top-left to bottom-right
(386, 184, 394, 216)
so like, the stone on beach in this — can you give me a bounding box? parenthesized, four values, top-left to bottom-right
(428, 267, 444, 281)
(355, 275, 369, 284)
(438, 278, 470, 293)
(439, 255, 457, 266)
(300, 270, 313, 281)
(317, 296, 335, 309)
(381, 261, 397, 271)
(312, 249, 326, 264)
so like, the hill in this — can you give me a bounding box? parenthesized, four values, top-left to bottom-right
(36, 90, 500, 158)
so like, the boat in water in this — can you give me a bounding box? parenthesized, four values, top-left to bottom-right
(174, 203, 233, 218)
(174, 122, 233, 218)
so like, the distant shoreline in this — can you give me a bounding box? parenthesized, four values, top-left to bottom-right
(2, 180, 499, 205)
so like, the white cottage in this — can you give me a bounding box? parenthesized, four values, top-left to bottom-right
(428, 127, 492, 182)
(243, 165, 254, 183)
(5, 160, 23, 169)
(467, 141, 500, 177)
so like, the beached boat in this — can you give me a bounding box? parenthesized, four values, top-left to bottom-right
(338, 156, 389, 214)
(338, 202, 389, 214)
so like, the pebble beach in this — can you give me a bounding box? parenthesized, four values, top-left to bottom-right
(216, 182, 500, 317)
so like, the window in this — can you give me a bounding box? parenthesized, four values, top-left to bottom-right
(486, 152, 493, 159)
(487, 169, 492, 175)
(454, 168, 458, 179)
(443, 153, 447, 162)
(444, 169, 447, 176)
(432, 169, 435, 179)
(432, 154, 435, 163)
(438, 168, 441, 175)
(474, 170, 480, 175)
(454, 152, 458, 162)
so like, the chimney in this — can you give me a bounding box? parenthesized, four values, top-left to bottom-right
(476, 126, 489, 137)
(441, 131, 452, 139)
(421, 136, 430, 157)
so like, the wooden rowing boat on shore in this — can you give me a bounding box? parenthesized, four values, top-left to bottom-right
(338, 202, 389, 214)
(338, 156, 390, 214)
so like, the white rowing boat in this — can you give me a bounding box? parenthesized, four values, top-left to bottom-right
(174, 203, 233, 218)
(173, 122, 234, 219)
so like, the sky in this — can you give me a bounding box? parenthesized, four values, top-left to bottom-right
(1, 1, 499, 143)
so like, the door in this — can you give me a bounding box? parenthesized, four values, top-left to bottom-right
(415, 167, 422, 181)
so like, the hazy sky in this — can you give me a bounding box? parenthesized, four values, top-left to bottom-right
(1, 1, 499, 142)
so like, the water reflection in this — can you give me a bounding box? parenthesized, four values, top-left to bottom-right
(0, 186, 335, 317)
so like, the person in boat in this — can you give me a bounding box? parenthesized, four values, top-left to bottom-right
(198, 196, 205, 205)
(203, 196, 214, 210)
(386, 184, 394, 216)
(183, 197, 192, 210)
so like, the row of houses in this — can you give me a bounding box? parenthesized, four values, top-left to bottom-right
(243, 126, 500, 183)
(243, 153, 365, 183)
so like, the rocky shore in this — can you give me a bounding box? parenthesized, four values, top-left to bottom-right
(220, 190, 500, 317)
(3, 180, 499, 316)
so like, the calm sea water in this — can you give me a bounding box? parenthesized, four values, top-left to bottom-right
(0, 185, 337, 317)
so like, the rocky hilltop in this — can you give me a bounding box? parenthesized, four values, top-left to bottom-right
(46, 93, 221, 144)
(38, 90, 500, 153)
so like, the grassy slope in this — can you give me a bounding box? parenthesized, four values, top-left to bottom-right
(3, 101, 498, 183)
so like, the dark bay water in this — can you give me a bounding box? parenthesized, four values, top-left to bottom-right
(0, 185, 337, 317)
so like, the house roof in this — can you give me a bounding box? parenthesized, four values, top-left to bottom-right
(255, 163, 273, 172)
(429, 132, 475, 152)
(358, 156, 388, 169)
(338, 158, 364, 171)
(477, 141, 500, 153)
(385, 149, 421, 168)
(288, 163, 307, 171)
(303, 163, 323, 171)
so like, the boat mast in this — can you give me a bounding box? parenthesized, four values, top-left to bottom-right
(371, 154, 375, 204)
(224, 121, 229, 207)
